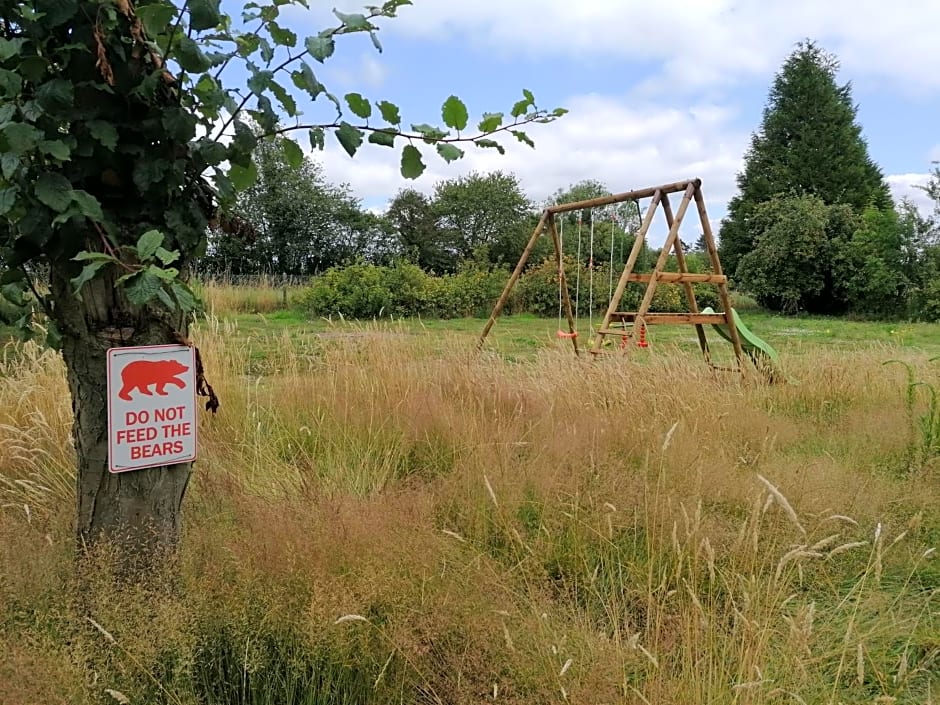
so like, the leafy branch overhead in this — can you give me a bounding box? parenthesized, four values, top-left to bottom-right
(0, 0, 566, 339)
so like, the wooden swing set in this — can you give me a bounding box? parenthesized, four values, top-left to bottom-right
(478, 178, 746, 369)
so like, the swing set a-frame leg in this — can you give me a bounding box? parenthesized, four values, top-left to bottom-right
(590, 189, 664, 355)
(478, 211, 548, 350)
(547, 213, 579, 354)
(662, 194, 711, 365)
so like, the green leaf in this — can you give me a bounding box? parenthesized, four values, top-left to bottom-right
(269, 81, 297, 116)
(124, 269, 163, 306)
(309, 127, 325, 150)
(34, 173, 73, 212)
(70, 261, 107, 296)
(155, 247, 180, 266)
(36, 0, 79, 27)
(247, 69, 274, 95)
(305, 35, 335, 63)
(39, 140, 70, 160)
(150, 264, 180, 282)
(0, 38, 27, 61)
(259, 38, 275, 64)
(478, 112, 503, 133)
(189, 0, 221, 31)
(0, 187, 17, 216)
(195, 138, 228, 166)
(156, 286, 176, 311)
(291, 63, 323, 98)
(269, 21, 297, 47)
(2, 123, 41, 154)
(333, 9, 371, 30)
(335, 122, 363, 157)
(511, 97, 531, 118)
(17, 56, 48, 84)
(1, 282, 28, 307)
(0, 103, 14, 124)
(171, 280, 199, 312)
(368, 130, 395, 147)
(71, 190, 104, 220)
(137, 2, 176, 37)
(175, 36, 212, 72)
(229, 161, 258, 190)
(73, 251, 117, 263)
(377, 100, 400, 125)
(161, 108, 197, 141)
(400, 145, 425, 179)
(137, 230, 164, 260)
(0, 69, 22, 97)
(345, 93, 372, 119)
(474, 138, 505, 155)
(523, 88, 535, 103)
(1, 153, 17, 180)
(133, 159, 170, 193)
(282, 138, 304, 168)
(436, 143, 464, 163)
(441, 95, 468, 131)
(411, 124, 448, 143)
(87, 120, 119, 149)
(36, 79, 73, 112)
(0, 268, 26, 285)
(511, 130, 535, 148)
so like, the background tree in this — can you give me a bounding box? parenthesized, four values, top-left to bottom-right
(734, 194, 837, 313)
(719, 40, 893, 277)
(0, 0, 564, 560)
(432, 170, 533, 263)
(203, 135, 376, 276)
(386, 188, 454, 272)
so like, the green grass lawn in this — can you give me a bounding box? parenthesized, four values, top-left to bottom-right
(217, 308, 940, 363)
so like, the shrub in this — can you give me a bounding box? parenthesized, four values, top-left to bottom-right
(302, 262, 513, 319)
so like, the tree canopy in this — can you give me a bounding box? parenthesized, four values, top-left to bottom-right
(719, 40, 893, 278)
(0, 0, 564, 556)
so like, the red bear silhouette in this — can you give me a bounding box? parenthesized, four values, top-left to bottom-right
(118, 359, 189, 401)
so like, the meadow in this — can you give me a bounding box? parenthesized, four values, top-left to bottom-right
(1, 281, 938, 704)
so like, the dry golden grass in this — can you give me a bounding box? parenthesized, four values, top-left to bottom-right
(199, 277, 304, 315)
(0, 319, 938, 704)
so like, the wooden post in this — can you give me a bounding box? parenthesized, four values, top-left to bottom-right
(693, 184, 744, 366)
(478, 211, 548, 349)
(591, 189, 663, 354)
(632, 183, 696, 327)
(547, 213, 579, 354)
(661, 195, 710, 363)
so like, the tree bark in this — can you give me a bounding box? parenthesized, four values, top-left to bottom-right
(50, 262, 192, 562)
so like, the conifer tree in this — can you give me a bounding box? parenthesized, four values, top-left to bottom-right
(719, 40, 893, 275)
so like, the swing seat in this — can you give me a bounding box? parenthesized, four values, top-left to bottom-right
(556, 330, 578, 339)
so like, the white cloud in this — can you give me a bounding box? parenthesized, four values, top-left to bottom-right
(886, 173, 935, 214)
(349, 0, 940, 94)
(314, 93, 749, 245)
(329, 52, 390, 89)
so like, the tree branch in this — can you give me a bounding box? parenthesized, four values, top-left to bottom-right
(268, 112, 556, 145)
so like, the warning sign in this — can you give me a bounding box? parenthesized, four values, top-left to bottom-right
(107, 344, 198, 474)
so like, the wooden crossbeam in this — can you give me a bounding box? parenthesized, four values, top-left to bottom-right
(627, 272, 728, 284)
(606, 313, 728, 325)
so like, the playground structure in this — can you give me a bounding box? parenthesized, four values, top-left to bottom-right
(478, 178, 780, 377)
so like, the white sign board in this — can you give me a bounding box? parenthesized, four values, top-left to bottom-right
(107, 344, 198, 474)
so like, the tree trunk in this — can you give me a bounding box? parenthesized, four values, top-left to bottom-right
(50, 263, 192, 562)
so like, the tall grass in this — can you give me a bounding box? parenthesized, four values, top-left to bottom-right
(0, 320, 938, 704)
(198, 276, 303, 315)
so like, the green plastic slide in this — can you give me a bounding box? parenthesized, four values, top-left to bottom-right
(700, 307, 781, 380)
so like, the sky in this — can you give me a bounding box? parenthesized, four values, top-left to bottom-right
(249, 0, 940, 245)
